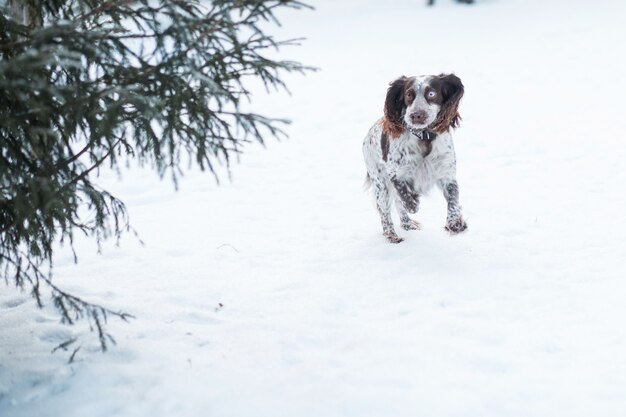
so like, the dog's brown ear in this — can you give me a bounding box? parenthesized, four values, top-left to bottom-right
(383, 76, 408, 137)
(430, 73, 464, 133)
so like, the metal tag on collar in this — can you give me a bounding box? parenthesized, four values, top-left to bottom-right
(422, 130, 437, 141)
(408, 126, 436, 141)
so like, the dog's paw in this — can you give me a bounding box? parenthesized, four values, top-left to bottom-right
(445, 217, 467, 234)
(384, 233, 404, 244)
(401, 219, 422, 231)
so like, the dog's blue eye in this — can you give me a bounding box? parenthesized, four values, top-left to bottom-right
(427, 90, 437, 98)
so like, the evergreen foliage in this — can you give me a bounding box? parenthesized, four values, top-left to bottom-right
(0, 0, 311, 350)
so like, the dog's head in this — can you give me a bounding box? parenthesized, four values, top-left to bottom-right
(383, 74, 464, 137)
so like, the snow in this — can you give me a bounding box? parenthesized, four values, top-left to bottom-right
(2, 0, 626, 415)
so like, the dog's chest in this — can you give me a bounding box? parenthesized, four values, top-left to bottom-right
(389, 136, 448, 193)
(389, 136, 439, 164)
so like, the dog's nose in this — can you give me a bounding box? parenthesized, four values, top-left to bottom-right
(410, 110, 428, 124)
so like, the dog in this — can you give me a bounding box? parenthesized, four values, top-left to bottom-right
(362, 74, 467, 243)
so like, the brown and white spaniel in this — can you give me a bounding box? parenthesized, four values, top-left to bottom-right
(362, 74, 467, 243)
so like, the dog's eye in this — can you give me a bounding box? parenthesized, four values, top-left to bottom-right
(427, 90, 437, 99)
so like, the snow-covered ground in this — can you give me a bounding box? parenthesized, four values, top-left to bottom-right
(2, 0, 626, 415)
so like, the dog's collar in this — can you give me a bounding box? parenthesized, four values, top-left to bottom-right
(404, 123, 437, 141)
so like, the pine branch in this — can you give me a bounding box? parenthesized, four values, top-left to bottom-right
(1, 0, 314, 353)
(75, 0, 136, 21)
(59, 136, 123, 192)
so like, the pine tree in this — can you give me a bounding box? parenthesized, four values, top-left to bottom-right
(0, 0, 311, 351)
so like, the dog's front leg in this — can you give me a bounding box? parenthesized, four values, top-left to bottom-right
(440, 180, 467, 234)
(391, 175, 419, 214)
(395, 193, 421, 231)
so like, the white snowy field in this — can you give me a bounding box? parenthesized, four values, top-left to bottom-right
(2, 0, 626, 416)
